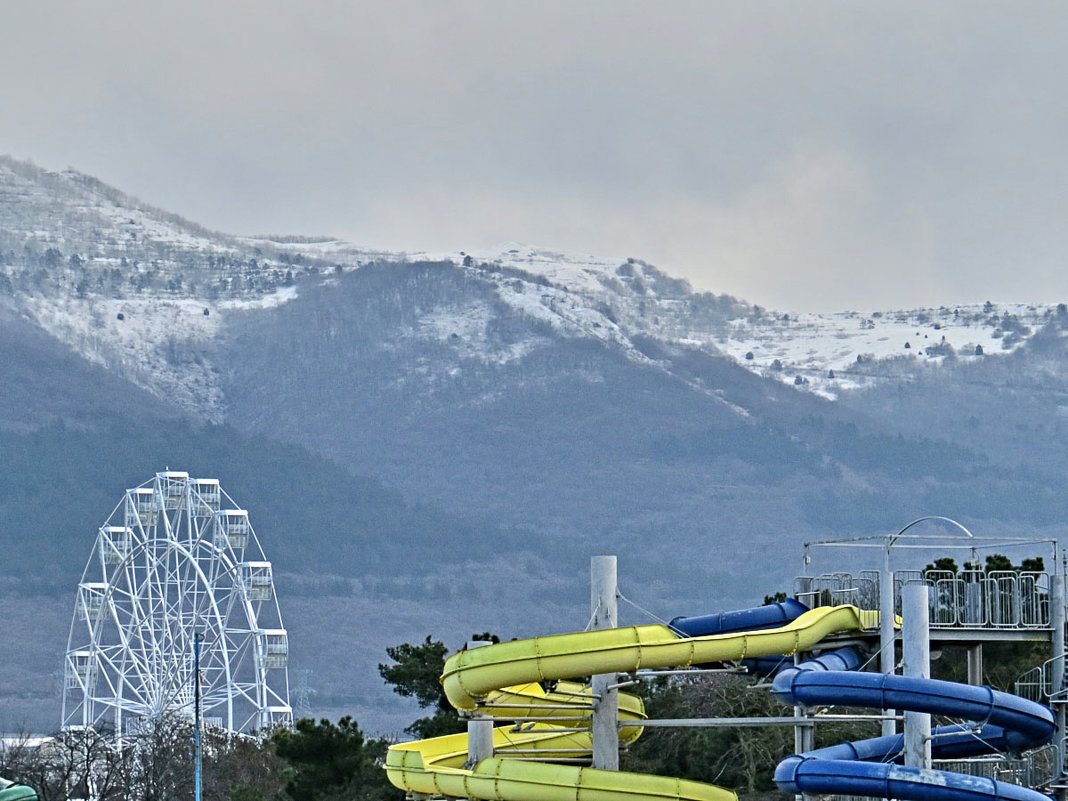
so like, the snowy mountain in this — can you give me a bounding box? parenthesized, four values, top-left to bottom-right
(4, 152, 1067, 532)
(3, 154, 1068, 734)
(4, 153, 1067, 525)
(1, 152, 1054, 423)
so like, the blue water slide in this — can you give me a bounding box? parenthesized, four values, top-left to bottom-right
(772, 651, 1056, 801)
(669, 598, 809, 637)
(669, 599, 810, 674)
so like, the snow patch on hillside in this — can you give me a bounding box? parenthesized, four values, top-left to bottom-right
(21, 294, 227, 420)
(713, 304, 1050, 398)
(89, 191, 227, 254)
(416, 298, 550, 366)
(418, 243, 628, 296)
(220, 285, 300, 310)
(322, 243, 1059, 406)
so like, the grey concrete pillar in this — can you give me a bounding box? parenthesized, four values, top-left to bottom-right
(465, 718, 494, 768)
(792, 651, 815, 756)
(1052, 567, 1065, 789)
(591, 556, 619, 770)
(966, 645, 983, 686)
(902, 582, 931, 769)
(880, 550, 897, 736)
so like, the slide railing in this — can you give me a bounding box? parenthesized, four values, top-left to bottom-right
(796, 570, 1051, 629)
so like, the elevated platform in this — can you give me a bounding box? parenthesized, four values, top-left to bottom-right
(820, 626, 1053, 647)
(797, 569, 1053, 636)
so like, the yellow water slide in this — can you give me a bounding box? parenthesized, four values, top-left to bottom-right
(386, 605, 878, 801)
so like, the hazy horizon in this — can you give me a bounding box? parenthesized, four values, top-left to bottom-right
(4, 2, 1068, 312)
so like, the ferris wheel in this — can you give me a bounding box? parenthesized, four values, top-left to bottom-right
(62, 471, 292, 739)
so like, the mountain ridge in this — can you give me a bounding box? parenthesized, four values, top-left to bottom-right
(2, 154, 1056, 420)
(3, 153, 1068, 735)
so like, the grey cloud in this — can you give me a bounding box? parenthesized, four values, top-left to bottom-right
(3, 1, 1068, 310)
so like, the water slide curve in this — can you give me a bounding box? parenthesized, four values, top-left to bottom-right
(773, 648, 1055, 801)
(0, 778, 36, 801)
(385, 600, 1054, 801)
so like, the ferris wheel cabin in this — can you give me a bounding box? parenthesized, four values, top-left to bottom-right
(64, 651, 97, 692)
(192, 478, 221, 516)
(126, 487, 159, 525)
(76, 582, 110, 621)
(158, 471, 190, 509)
(256, 629, 289, 670)
(98, 526, 133, 565)
(215, 509, 250, 550)
(238, 561, 274, 602)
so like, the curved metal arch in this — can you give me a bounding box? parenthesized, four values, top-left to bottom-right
(890, 515, 975, 545)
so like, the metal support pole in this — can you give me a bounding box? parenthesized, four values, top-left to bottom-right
(465, 719, 494, 768)
(902, 583, 931, 769)
(591, 556, 619, 770)
(194, 632, 202, 801)
(791, 576, 814, 801)
(880, 547, 897, 736)
(966, 645, 983, 686)
(1051, 562, 1065, 789)
(792, 651, 814, 757)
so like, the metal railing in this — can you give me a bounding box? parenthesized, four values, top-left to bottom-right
(795, 571, 880, 611)
(934, 744, 1059, 789)
(795, 570, 1051, 630)
(1015, 658, 1057, 703)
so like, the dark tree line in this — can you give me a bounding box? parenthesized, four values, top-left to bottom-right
(0, 713, 399, 801)
(0, 631, 475, 801)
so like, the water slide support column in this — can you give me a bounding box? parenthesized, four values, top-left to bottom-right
(1051, 562, 1065, 791)
(881, 546, 897, 737)
(591, 555, 619, 770)
(466, 637, 494, 768)
(966, 646, 983, 686)
(902, 581, 932, 769)
(794, 577, 814, 759)
(466, 719, 494, 768)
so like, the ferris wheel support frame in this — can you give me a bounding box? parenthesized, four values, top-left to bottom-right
(62, 471, 292, 741)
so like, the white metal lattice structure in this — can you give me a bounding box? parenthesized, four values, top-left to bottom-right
(62, 471, 292, 739)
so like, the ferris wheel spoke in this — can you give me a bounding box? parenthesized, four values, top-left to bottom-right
(98, 640, 151, 683)
(126, 555, 167, 664)
(87, 604, 157, 708)
(95, 656, 151, 709)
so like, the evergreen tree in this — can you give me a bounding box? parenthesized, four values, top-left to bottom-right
(271, 717, 399, 801)
(378, 636, 465, 738)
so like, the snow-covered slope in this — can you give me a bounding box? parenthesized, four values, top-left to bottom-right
(713, 303, 1049, 398)
(401, 244, 1054, 401)
(0, 155, 1059, 422)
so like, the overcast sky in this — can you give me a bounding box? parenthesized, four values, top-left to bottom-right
(3, 2, 1067, 312)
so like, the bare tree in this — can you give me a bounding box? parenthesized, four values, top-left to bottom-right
(0, 715, 292, 801)
(0, 727, 133, 801)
